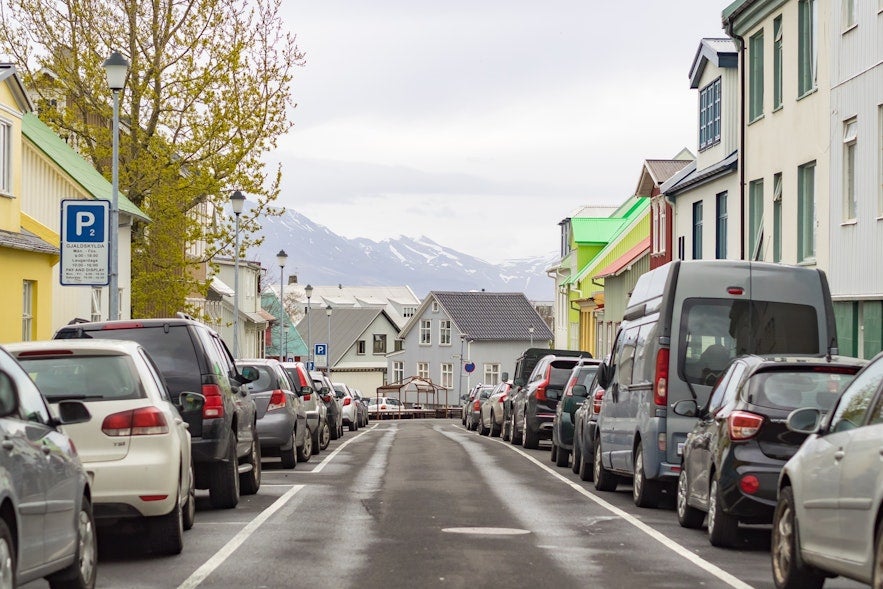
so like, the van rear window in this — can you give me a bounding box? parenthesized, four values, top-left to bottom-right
(679, 299, 819, 385)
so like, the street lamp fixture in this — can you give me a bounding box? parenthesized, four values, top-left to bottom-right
(326, 304, 332, 378)
(103, 51, 129, 320)
(277, 249, 288, 361)
(529, 325, 535, 347)
(305, 284, 313, 367)
(230, 190, 245, 358)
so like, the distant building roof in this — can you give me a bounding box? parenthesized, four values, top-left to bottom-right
(264, 283, 420, 329)
(296, 307, 398, 367)
(661, 150, 739, 196)
(0, 227, 58, 255)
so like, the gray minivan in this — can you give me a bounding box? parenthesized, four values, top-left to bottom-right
(593, 260, 839, 508)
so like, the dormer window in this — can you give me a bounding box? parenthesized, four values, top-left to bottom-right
(699, 78, 721, 150)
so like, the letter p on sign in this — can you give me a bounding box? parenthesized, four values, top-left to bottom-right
(75, 211, 96, 237)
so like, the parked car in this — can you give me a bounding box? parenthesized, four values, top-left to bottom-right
(460, 383, 488, 426)
(771, 351, 883, 588)
(237, 359, 311, 468)
(310, 370, 343, 440)
(673, 354, 866, 547)
(351, 388, 370, 426)
(509, 354, 589, 449)
(572, 368, 605, 481)
(465, 385, 494, 431)
(593, 260, 840, 509)
(55, 316, 261, 509)
(367, 396, 404, 417)
(551, 358, 601, 467)
(9, 339, 206, 555)
(282, 361, 330, 453)
(480, 381, 512, 437)
(0, 344, 96, 588)
(333, 382, 360, 431)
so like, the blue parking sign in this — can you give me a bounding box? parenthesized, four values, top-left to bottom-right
(64, 202, 106, 242)
(314, 344, 327, 356)
(60, 200, 110, 286)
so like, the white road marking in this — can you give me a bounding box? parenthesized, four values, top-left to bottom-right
(309, 423, 377, 473)
(461, 424, 754, 589)
(442, 527, 531, 535)
(177, 484, 305, 589)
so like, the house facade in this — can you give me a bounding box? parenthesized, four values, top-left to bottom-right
(636, 154, 693, 270)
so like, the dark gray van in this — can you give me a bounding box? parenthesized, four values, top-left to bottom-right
(593, 260, 838, 508)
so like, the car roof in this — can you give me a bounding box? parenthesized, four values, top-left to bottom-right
(6, 339, 143, 355)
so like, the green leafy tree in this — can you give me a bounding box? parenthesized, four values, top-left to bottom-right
(0, 0, 302, 317)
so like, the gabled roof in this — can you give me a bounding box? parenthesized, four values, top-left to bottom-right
(571, 217, 628, 244)
(635, 158, 694, 197)
(0, 64, 34, 112)
(593, 237, 651, 280)
(689, 38, 738, 89)
(401, 291, 553, 342)
(0, 227, 58, 255)
(22, 114, 149, 222)
(660, 150, 739, 196)
(296, 307, 398, 367)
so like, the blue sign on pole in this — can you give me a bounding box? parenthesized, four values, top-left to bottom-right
(464, 362, 476, 373)
(314, 344, 327, 356)
(60, 199, 110, 286)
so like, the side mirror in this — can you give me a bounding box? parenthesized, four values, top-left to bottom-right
(179, 392, 206, 414)
(239, 366, 259, 383)
(597, 364, 613, 389)
(571, 384, 589, 398)
(514, 377, 526, 388)
(786, 407, 822, 434)
(54, 400, 91, 425)
(671, 399, 699, 418)
(0, 371, 19, 418)
(299, 386, 313, 397)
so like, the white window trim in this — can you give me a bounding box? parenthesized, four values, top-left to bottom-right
(419, 319, 432, 345)
(843, 117, 858, 221)
(0, 118, 11, 196)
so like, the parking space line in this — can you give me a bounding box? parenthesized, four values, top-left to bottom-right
(465, 424, 753, 589)
(176, 484, 305, 589)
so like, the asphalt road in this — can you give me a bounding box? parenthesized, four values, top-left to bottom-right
(24, 420, 866, 589)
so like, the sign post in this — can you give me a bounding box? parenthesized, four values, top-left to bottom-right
(60, 200, 109, 286)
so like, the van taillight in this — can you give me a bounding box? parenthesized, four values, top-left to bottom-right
(202, 384, 224, 418)
(268, 390, 287, 411)
(653, 349, 669, 406)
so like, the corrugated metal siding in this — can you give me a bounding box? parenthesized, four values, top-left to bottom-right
(22, 144, 89, 232)
(603, 255, 651, 323)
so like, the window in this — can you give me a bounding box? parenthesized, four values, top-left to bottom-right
(373, 334, 387, 354)
(678, 235, 685, 261)
(749, 179, 764, 260)
(0, 119, 10, 194)
(440, 363, 453, 389)
(798, 161, 816, 262)
(417, 362, 429, 379)
(843, 0, 857, 29)
(419, 320, 431, 345)
(659, 201, 667, 254)
(439, 320, 451, 345)
(773, 173, 783, 262)
(356, 340, 366, 355)
(652, 201, 660, 254)
(749, 31, 764, 121)
(699, 78, 722, 149)
(431, 301, 439, 313)
(21, 281, 34, 341)
(402, 306, 416, 318)
(715, 192, 728, 259)
(392, 361, 404, 383)
(798, 0, 818, 96)
(692, 201, 703, 259)
(829, 359, 883, 432)
(843, 118, 858, 220)
(773, 16, 783, 109)
(484, 364, 501, 386)
(91, 288, 102, 322)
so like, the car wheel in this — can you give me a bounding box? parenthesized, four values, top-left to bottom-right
(510, 412, 523, 445)
(297, 426, 313, 463)
(208, 435, 240, 509)
(0, 519, 14, 589)
(240, 430, 261, 495)
(632, 442, 660, 508)
(555, 443, 570, 468)
(522, 413, 539, 449)
(708, 478, 739, 548)
(149, 492, 184, 556)
(571, 433, 582, 474)
(490, 412, 501, 437)
(46, 497, 97, 589)
(771, 486, 825, 589)
(311, 424, 322, 456)
(280, 428, 298, 469)
(501, 413, 511, 441)
(479, 417, 490, 436)
(593, 437, 618, 492)
(319, 420, 331, 450)
(676, 467, 704, 529)
(348, 418, 356, 432)
(183, 461, 197, 531)
(578, 444, 593, 482)
(874, 518, 883, 589)
(550, 442, 558, 463)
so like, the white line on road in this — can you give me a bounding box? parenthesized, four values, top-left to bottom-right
(466, 425, 754, 589)
(309, 423, 377, 473)
(176, 484, 305, 589)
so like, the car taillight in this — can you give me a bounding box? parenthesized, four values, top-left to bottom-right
(654, 348, 669, 406)
(381, 404, 387, 410)
(728, 411, 764, 441)
(739, 475, 760, 495)
(302, 393, 312, 401)
(343, 397, 352, 406)
(592, 389, 605, 414)
(102, 407, 169, 436)
(473, 400, 481, 411)
(101, 321, 144, 330)
(322, 395, 332, 403)
(500, 393, 508, 403)
(202, 384, 224, 418)
(268, 390, 287, 411)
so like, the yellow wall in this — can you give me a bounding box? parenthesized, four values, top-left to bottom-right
(0, 248, 56, 343)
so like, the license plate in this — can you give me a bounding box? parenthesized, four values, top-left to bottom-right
(677, 442, 685, 456)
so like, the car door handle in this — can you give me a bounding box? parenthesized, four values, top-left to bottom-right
(1, 440, 13, 451)
(834, 450, 845, 461)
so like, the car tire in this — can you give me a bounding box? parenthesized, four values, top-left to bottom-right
(571, 434, 582, 474)
(149, 492, 184, 556)
(46, 497, 97, 589)
(578, 446, 594, 482)
(593, 437, 619, 492)
(550, 442, 558, 463)
(183, 462, 197, 531)
(240, 430, 261, 495)
(510, 412, 523, 445)
(208, 435, 240, 509)
(280, 429, 298, 469)
(676, 467, 704, 529)
(771, 486, 825, 589)
(501, 414, 511, 441)
(632, 442, 660, 508)
(555, 444, 570, 468)
(479, 417, 490, 436)
(708, 478, 739, 548)
(490, 412, 501, 437)
(522, 414, 539, 449)
(297, 426, 313, 463)
(874, 518, 883, 589)
(0, 518, 15, 588)
(311, 424, 322, 456)
(319, 420, 331, 450)
(348, 419, 356, 432)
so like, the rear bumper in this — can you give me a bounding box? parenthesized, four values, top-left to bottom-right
(85, 454, 179, 519)
(256, 411, 296, 448)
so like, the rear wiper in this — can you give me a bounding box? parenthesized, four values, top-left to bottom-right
(48, 394, 105, 402)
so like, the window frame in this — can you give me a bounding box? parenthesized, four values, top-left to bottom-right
(439, 320, 452, 346)
(749, 179, 765, 260)
(773, 15, 783, 110)
(749, 30, 765, 121)
(417, 362, 429, 380)
(692, 201, 703, 259)
(440, 363, 453, 389)
(715, 192, 728, 259)
(0, 118, 11, 195)
(798, 161, 817, 263)
(773, 173, 783, 262)
(699, 77, 722, 150)
(419, 319, 431, 345)
(843, 117, 858, 221)
(372, 334, 387, 355)
(798, 0, 818, 97)
(21, 280, 34, 342)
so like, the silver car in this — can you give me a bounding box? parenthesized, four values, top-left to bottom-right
(281, 361, 330, 452)
(334, 382, 360, 431)
(0, 345, 96, 588)
(771, 350, 883, 589)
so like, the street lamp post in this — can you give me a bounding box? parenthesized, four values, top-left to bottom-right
(326, 305, 333, 378)
(103, 51, 129, 320)
(529, 325, 535, 347)
(305, 284, 313, 367)
(277, 250, 288, 361)
(230, 190, 245, 358)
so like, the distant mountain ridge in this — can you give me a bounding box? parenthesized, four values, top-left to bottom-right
(246, 206, 556, 300)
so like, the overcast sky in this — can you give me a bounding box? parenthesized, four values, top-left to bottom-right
(271, 2, 730, 263)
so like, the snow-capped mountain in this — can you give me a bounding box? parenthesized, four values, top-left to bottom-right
(246, 206, 557, 300)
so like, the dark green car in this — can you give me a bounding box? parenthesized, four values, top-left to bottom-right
(551, 359, 601, 468)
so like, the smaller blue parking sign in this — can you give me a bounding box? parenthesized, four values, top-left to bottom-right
(60, 200, 110, 286)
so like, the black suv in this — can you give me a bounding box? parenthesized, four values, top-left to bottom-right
(55, 315, 260, 509)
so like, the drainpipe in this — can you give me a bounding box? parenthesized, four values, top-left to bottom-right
(725, 15, 747, 261)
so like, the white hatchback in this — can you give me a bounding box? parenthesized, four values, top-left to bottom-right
(7, 339, 199, 556)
